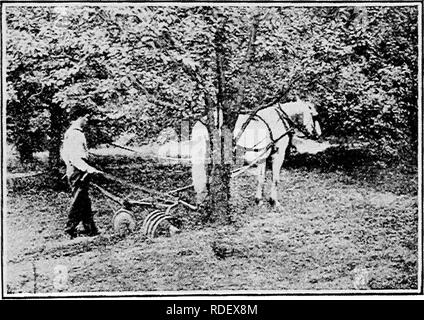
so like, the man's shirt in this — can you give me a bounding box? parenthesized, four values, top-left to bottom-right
(61, 122, 95, 174)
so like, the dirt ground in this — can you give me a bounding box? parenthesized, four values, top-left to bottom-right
(3, 147, 419, 295)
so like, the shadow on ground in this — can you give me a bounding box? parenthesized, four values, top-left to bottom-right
(283, 146, 417, 196)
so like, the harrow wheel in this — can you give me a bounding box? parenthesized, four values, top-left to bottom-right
(112, 208, 136, 237)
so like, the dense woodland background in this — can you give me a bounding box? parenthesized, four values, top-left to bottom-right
(6, 6, 418, 165)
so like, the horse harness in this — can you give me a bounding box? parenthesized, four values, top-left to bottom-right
(239, 105, 295, 154)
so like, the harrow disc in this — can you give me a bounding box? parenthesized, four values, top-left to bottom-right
(142, 209, 172, 238)
(112, 208, 136, 237)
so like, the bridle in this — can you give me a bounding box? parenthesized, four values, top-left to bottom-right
(275, 103, 320, 140)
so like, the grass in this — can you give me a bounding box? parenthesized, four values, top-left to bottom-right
(4, 145, 419, 294)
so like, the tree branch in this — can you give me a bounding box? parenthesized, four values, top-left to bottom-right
(214, 14, 228, 131)
(129, 75, 183, 110)
(27, 84, 45, 102)
(234, 11, 260, 110)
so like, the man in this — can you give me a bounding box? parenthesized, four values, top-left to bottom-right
(61, 105, 103, 239)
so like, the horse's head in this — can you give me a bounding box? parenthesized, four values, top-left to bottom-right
(302, 101, 322, 139)
(284, 100, 322, 140)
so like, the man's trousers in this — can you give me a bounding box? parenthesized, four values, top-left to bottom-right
(65, 169, 98, 237)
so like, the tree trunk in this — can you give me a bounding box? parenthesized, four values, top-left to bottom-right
(202, 12, 260, 224)
(206, 162, 232, 224)
(13, 107, 35, 165)
(48, 104, 67, 190)
(16, 134, 35, 165)
(201, 93, 232, 224)
(206, 117, 232, 224)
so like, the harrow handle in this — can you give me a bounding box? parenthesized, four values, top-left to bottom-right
(178, 200, 197, 210)
(91, 182, 123, 206)
(101, 172, 179, 202)
(93, 182, 197, 211)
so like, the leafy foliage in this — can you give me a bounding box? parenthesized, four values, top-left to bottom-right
(304, 7, 418, 152)
(6, 5, 419, 164)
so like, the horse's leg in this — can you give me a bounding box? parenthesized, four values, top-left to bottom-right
(269, 141, 288, 208)
(254, 161, 266, 206)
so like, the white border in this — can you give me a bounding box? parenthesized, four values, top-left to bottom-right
(417, 0, 423, 296)
(2, 2, 423, 8)
(1, 0, 8, 301)
(1, 1, 423, 299)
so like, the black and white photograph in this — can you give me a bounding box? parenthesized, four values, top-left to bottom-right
(1, 1, 422, 299)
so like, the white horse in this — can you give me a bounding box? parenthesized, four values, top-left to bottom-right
(190, 99, 322, 206)
(234, 99, 322, 207)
